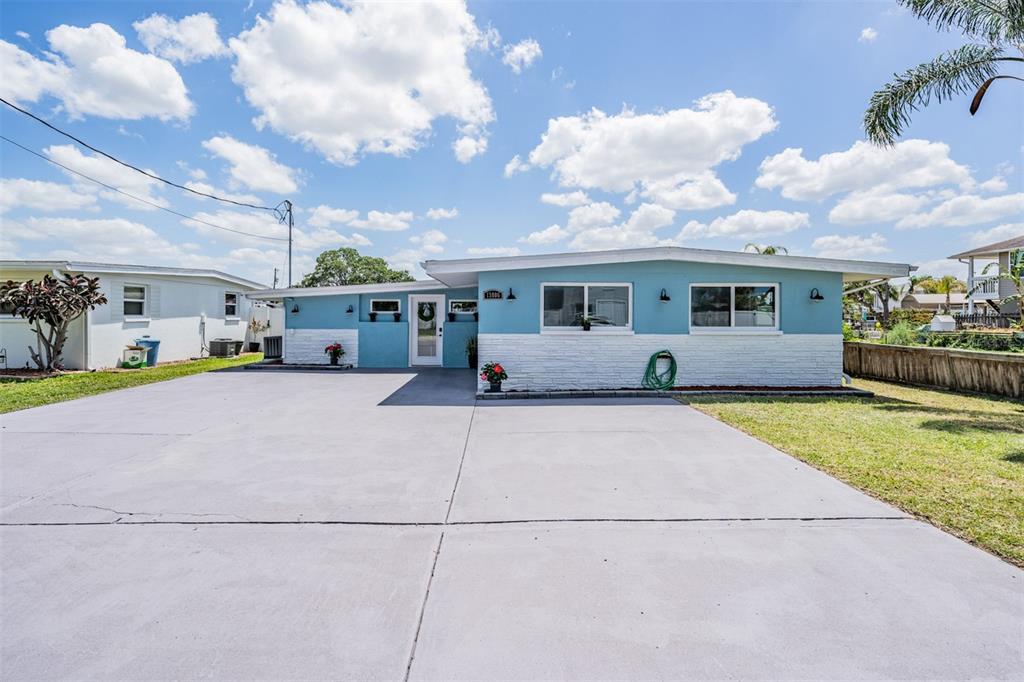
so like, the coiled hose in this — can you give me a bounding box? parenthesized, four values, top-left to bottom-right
(642, 350, 677, 390)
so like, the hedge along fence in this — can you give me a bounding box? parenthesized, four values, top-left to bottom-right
(843, 342, 1024, 399)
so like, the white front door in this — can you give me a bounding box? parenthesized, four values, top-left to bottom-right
(409, 294, 444, 366)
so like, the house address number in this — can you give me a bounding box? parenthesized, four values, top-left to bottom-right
(483, 289, 503, 300)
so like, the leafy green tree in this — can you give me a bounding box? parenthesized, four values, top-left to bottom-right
(744, 243, 789, 255)
(0, 274, 107, 371)
(925, 274, 967, 312)
(864, 0, 1023, 145)
(299, 247, 415, 287)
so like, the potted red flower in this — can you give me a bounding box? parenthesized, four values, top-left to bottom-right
(324, 342, 345, 366)
(480, 361, 507, 393)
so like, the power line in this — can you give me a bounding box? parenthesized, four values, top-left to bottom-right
(0, 96, 278, 212)
(1, 135, 290, 243)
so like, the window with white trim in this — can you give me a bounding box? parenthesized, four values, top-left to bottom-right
(370, 299, 400, 314)
(123, 285, 147, 317)
(224, 292, 239, 317)
(542, 283, 632, 330)
(690, 284, 777, 330)
(449, 299, 477, 314)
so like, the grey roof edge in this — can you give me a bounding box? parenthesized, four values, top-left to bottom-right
(0, 260, 266, 290)
(948, 235, 1024, 260)
(247, 279, 448, 299)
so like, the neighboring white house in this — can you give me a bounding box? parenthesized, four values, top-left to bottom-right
(0, 261, 265, 370)
(949, 234, 1023, 315)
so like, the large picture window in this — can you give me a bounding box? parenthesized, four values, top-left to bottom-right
(542, 283, 632, 330)
(690, 284, 778, 330)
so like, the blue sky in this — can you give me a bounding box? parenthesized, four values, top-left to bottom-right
(1, 0, 1020, 287)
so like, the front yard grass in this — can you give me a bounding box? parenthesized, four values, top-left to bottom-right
(681, 379, 1024, 567)
(0, 354, 262, 414)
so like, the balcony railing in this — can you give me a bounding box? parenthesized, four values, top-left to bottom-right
(970, 275, 999, 297)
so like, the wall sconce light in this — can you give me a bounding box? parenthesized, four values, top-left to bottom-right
(291, 304, 300, 314)
(809, 288, 824, 301)
(345, 305, 354, 314)
(507, 288, 517, 300)
(659, 288, 671, 302)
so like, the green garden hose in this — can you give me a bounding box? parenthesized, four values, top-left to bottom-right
(642, 350, 677, 390)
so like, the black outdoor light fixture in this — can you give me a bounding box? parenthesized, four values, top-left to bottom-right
(345, 305, 354, 314)
(291, 304, 300, 314)
(507, 288, 517, 300)
(659, 288, 671, 302)
(809, 288, 825, 301)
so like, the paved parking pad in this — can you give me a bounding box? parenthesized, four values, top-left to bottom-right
(2, 369, 1020, 680)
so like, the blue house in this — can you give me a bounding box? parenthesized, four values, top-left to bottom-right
(249, 246, 910, 392)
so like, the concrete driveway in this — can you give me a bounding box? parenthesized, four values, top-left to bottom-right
(1, 369, 1020, 680)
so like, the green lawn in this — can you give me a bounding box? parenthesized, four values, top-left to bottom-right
(0, 354, 262, 414)
(681, 380, 1024, 567)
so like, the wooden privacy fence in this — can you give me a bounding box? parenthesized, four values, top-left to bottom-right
(843, 342, 1024, 399)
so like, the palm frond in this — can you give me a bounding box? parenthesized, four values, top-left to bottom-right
(864, 44, 1003, 145)
(899, 0, 1024, 43)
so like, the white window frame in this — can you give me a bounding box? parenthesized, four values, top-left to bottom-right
(123, 283, 148, 319)
(224, 291, 240, 319)
(370, 299, 401, 314)
(448, 299, 478, 314)
(540, 282, 633, 334)
(688, 283, 781, 334)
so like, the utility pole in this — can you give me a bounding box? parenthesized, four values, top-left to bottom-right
(284, 199, 294, 287)
(272, 267, 279, 289)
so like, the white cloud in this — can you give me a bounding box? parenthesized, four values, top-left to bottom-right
(502, 38, 542, 74)
(349, 210, 414, 231)
(409, 229, 448, 254)
(183, 208, 370, 252)
(182, 181, 262, 205)
(426, 207, 459, 220)
(453, 134, 488, 163)
(978, 175, 1009, 193)
(229, 0, 494, 165)
(133, 12, 228, 63)
(385, 249, 424, 277)
(969, 223, 1024, 245)
(859, 27, 878, 43)
(0, 178, 96, 213)
(828, 190, 930, 225)
(540, 191, 590, 207)
(812, 233, 889, 259)
(44, 144, 167, 209)
(896, 193, 1024, 229)
(521, 91, 775, 210)
(678, 209, 810, 240)
(308, 205, 359, 228)
(201, 135, 299, 194)
(756, 139, 971, 202)
(0, 24, 193, 121)
(568, 203, 677, 251)
(466, 246, 522, 257)
(3, 216, 190, 263)
(504, 154, 530, 177)
(519, 224, 569, 245)
(914, 258, 967, 279)
(567, 202, 622, 232)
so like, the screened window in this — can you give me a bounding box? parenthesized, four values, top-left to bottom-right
(123, 285, 146, 317)
(449, 300, 477, 314)
(370, 299, 400, 313)
(224, 292, 239, 317)
(691, 284, 778, 330)
(542, 283, 631, 330)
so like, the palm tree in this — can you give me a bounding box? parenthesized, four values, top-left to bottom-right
(864, 0, 1023, 145)
(932, 274, 964, 313)
(907, 274, 934, 293)
(744, 243, 789, 255)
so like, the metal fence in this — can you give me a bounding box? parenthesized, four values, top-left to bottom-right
(953, 313, 1021, 329)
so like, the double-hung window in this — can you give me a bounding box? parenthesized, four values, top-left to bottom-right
(123, 285, 147, 317)
(542, 283, 632, 331)
(690, 284, 778, 331)
(224, 292, 239, 318)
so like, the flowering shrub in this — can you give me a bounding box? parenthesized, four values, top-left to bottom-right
(324, 342, 345, 360)
(480, 362, 507, 383)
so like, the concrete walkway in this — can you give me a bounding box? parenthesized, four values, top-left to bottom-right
(1, 369, 1020, 680)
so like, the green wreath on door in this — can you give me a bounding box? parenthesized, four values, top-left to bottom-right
(417, 302, 436, 322)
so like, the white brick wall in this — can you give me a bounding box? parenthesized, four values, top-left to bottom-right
(285, 328, 359, 366)
(477, 333, 842, 391)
